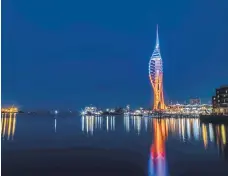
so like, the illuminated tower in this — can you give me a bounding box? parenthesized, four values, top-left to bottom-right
(149, 25, 166, 110)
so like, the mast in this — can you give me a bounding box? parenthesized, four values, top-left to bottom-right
(156, 24, 159, 49)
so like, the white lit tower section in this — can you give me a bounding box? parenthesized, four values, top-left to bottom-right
(149, 25, 166, 110)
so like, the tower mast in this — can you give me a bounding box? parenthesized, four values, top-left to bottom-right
(156, 24, 159, 49)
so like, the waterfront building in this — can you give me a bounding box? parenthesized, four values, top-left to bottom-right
(1, 107, 18, 113)
(212, 86, 228, 115)
(80, 106, 102, 116)
(189, 98, 201, 105)
(167, 103, 212, 115)
(149, 25, 166, 110)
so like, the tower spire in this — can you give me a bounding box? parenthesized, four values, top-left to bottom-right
(156, 24, 159, 49)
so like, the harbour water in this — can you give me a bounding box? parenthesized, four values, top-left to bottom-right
(2, 113, 228, 175)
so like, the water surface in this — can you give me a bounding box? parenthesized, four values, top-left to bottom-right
(2, 113, 228, 175)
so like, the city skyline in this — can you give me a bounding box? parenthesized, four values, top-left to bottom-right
(2, 1, 228, 176)
(2, 0, 228, 109)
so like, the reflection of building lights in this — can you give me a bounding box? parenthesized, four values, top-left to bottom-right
(106, 116, 115, 131)
(124, 115, 130, 132)
(54, 118, 57, 133)
(131, 116, 142, 135)
(221, 125, 226, 145)
(144, 118, 148, 132)
(209, 123, 214, 142)
(216, 126, 220, 147)
(3, 113, 7, 137)
(7, 113, 12, 140)
(178, 119, 182, 139)
(1, 113, 4, 134)
(82, 116, 84, 132)
(81, 116, 95, 135)
(99, 116, 102, 129)
(202, 124, 208, 149)
(124, 115, 152, 134)
(187, 119, 191, 140)
(1, 113, 17, 141)
(193, 119, 200, 140)
(106, 116, 109, 131)
(107, 116, 115, 131)
(136, 117, 141, 135)
(80, 115, 228, 162)
(112, 117, 115, 131)
(203, 123, 228, 158)
(181, 119, 185, 141)
(81, 116, 115, 135)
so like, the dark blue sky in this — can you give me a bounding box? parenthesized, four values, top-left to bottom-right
(2, 0, 228, 110)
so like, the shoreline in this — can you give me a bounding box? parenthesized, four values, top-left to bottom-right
(200, 114, 228, 124)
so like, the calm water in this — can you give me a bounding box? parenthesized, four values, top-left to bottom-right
(2, 113, 228, 175)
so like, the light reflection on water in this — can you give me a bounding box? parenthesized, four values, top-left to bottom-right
(1, 114, 228, 175)
(149, 119, 169, 176)
(81, 116, 116, 135)
(2, 114, 228, 155)
(81, 116, 225, 145)
(80, 115, 228, 160)
(1, 113, 17, 141)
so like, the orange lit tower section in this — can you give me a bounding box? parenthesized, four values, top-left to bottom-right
(149, 25, 166, 110)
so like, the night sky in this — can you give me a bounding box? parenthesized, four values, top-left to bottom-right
(2, 0, 228, 110)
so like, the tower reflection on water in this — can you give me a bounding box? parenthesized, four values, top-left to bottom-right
(149, 119, 169, 176)
(1, 113, 17, 140)
(146, 118, 228, 176)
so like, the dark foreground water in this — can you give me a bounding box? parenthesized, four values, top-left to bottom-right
(2, 113, 228, 176)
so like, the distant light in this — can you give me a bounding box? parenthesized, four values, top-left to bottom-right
(54, 110, 58, 114)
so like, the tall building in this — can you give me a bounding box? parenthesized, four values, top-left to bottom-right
(212, 86, 228, 115)
(149, 25, 166, 110)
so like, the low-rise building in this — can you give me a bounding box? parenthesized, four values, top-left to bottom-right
(1, 107, 18, 113)
(189, 98, 201, 105)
